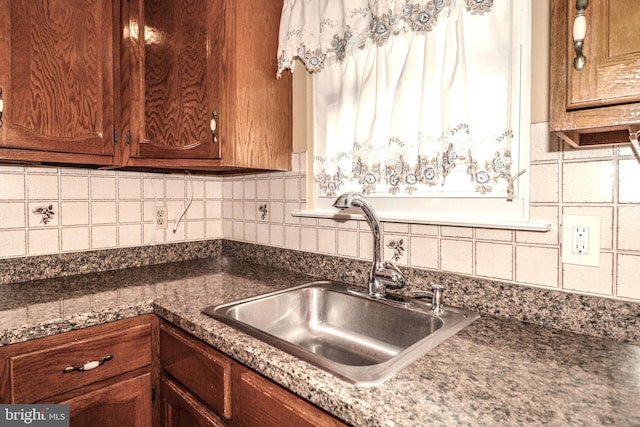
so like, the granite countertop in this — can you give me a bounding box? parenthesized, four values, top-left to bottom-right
(1, 256, 639, 426)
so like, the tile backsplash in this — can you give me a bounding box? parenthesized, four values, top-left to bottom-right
(0, 166, 224, 257)
(1, 122, 639, 303)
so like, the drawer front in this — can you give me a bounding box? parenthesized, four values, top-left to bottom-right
(10, 319, 152, 403)
(160, 322, 231, 419)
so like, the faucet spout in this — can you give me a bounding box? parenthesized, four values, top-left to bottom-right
(333, 193, 406, 297)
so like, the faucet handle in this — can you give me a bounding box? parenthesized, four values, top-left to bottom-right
(380, 261, 407, 289)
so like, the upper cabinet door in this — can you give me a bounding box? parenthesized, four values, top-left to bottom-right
(0, 0, 116, 163)
(566, 0, 640, 109)
(126, 0, 222, 161)
(550, 0, 640, 147)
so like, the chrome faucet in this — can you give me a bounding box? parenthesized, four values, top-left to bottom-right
(333, 193, 406, 298)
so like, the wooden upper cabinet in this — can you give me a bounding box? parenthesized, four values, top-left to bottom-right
(550, 0, 640, 146)
(0, 0, 291, 172)
(123, 0, 292, 172)
(0, 0, 116, 165)
(126, 0, 222, 163)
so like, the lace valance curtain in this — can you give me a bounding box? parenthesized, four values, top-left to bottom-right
(278, 0, 520, 199)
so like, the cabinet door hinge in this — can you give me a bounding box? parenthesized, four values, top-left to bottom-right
(151, 384, 156, 402)
(114, 129, 118, 145)
(127, 130, 131, 145)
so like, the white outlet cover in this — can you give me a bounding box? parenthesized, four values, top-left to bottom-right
(561, 214, 600, 267)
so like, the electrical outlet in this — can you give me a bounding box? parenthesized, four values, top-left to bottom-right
(562, 215, 600, 267)
(572, 226, 589, 255)
(155, 206, 168, 229)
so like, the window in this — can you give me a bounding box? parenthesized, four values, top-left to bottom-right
(279, 0, 543, 230)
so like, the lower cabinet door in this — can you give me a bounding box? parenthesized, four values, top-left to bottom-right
(160, 376, 227, 427)
(58, 373, 152, 427)
(231, 365, 348, 427)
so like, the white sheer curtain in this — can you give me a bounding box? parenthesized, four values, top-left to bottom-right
(278, 0, 520, 199)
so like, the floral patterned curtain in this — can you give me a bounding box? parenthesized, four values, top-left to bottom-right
(278, 0, 521, 199)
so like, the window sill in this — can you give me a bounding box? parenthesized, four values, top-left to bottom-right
(292, 210, 552, 232)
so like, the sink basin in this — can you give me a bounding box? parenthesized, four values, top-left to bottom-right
(202, 281, 479, 386)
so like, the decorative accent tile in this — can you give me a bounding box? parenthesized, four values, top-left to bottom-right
(30, 203, 56, 226)
(258, 203, 268, 220)
(384, 236, 406, 264)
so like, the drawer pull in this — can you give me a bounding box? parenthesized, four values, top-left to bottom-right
(63, 354, 113, 373)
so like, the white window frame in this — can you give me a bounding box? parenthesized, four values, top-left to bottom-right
(294, 0, 550, 232)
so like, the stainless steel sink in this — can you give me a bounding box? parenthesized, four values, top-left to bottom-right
(202, 281, 479, 386)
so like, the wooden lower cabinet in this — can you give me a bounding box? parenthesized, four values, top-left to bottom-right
(159, 320, 349, 427)
(56, 372, 152, 427)
(231, 364, 348, 427)
(160, 376, 227, 427)
(0, 315, 155, 426)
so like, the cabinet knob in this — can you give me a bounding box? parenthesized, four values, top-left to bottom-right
(572, 0, 589, 71)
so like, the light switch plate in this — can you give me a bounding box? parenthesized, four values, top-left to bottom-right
(561, 214, 600, 266)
